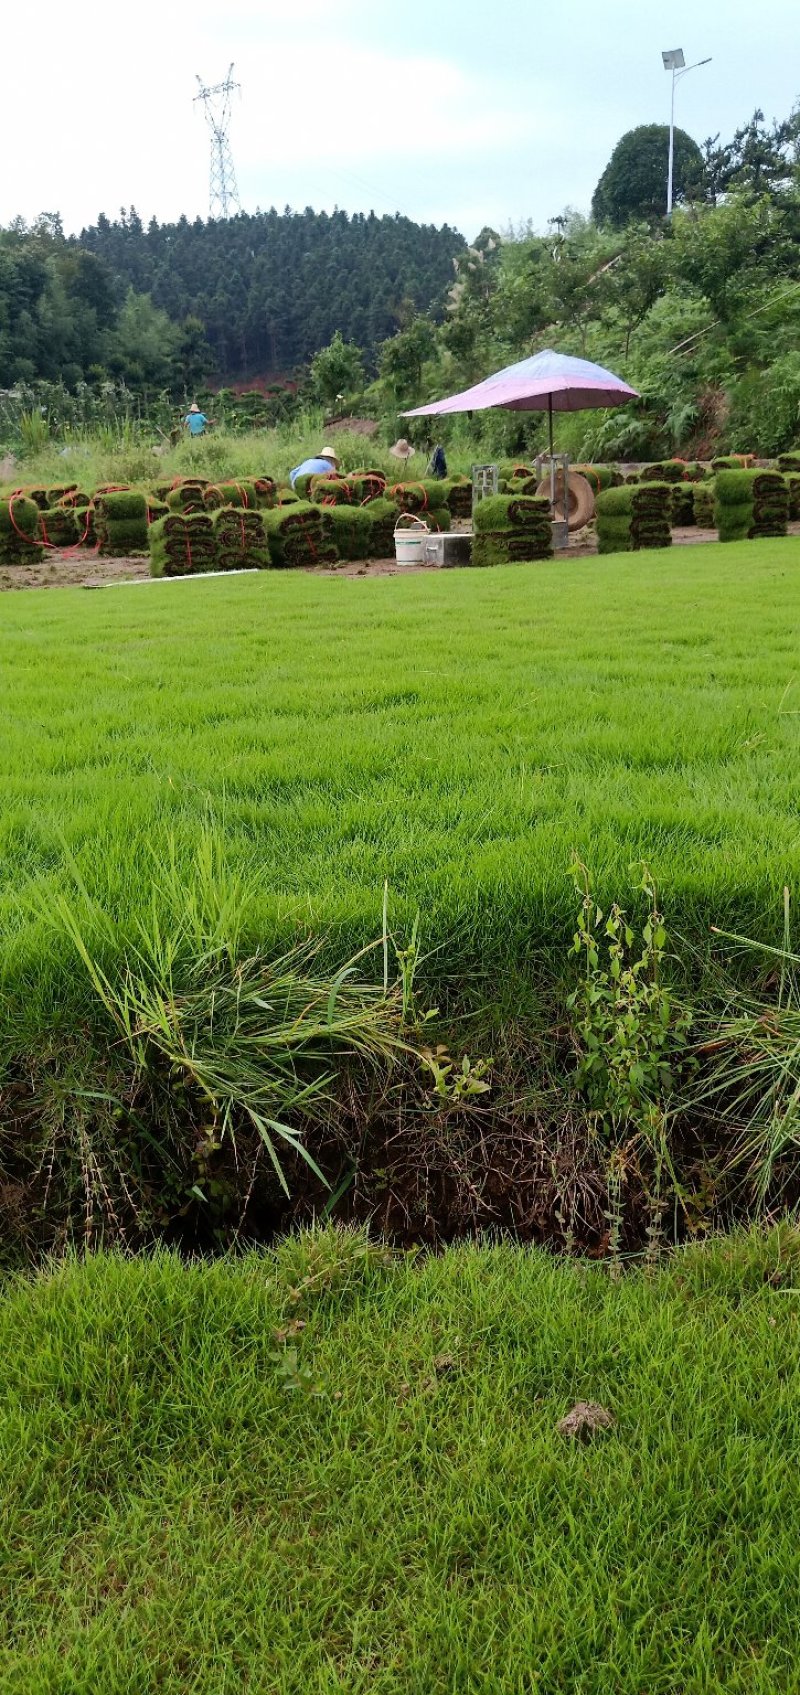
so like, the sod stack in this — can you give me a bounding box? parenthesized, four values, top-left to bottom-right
(571, 464, 621, 493)
(778, 453, 800, 473)
(348, 471, 386, 503)
(38, 507, 82, 549)
(149, 514, 217, 577)
(326, 505, 374, 561)
(472, 494, 553, 566)
(165, 480, 208, 514)
(309, 475, 356, 506)
(595, 483, 672, 553)
(211, 507, 271, 570)
(692, 483, 716, 528)
(95, 491, 149, 557)
(714, 469, 789, 541)
(204, 481, 260, 511)
(262, 502, 338, 568)
(389, 482, 450, 530)
(784, 474, 800, 521)
(0, 496, 44, 563)
(446, 476, 472, 518)
(363, 498, 398, 557)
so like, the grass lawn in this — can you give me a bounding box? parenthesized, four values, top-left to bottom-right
(2, 1227, 799, 1692)
(2, 537, 800, 1046)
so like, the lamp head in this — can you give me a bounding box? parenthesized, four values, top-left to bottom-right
(662, 47, 685, 69)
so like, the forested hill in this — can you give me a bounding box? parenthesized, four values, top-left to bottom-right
(77, 207, 465, 380)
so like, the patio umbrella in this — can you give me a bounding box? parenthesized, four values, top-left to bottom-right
(402, 348, 639, 462)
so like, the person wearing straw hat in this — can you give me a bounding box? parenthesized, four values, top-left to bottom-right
(183, 401, 210, 437)
(389, 438, 415, 465)
(289, 445, 340, 487)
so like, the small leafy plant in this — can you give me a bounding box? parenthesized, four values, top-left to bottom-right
(567, 860, 692, 1140)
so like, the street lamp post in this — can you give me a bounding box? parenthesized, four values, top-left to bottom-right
(661, 48, 712, 216)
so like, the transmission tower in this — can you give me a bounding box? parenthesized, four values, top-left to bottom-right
(195, 65, 241, 219)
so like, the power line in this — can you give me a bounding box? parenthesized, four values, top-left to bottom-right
(195, 65, 241, 220)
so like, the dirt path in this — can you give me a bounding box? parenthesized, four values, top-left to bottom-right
(3, 523, 794, 593)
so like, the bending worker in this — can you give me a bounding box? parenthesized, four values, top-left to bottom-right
(289, 445, 339, 487)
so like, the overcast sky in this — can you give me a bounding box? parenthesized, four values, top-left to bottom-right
(3, 0, 797, 240)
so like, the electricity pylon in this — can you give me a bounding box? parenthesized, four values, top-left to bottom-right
(195, 65, 241, 220)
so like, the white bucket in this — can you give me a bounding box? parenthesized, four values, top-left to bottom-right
(394, 514, 429, 565)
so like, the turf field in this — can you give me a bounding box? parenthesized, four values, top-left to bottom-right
(1, 1227, 799, 1692)
(2, 539, 799, 1048)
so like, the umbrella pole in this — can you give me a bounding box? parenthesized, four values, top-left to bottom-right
(548, 394, 555, 505)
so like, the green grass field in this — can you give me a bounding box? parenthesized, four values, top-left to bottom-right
(2, 1226, 799, 1692)
(2, 538, 800, 1055)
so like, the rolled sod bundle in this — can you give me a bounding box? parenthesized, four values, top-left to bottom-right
(326, 505, 374, 561)
(445, 476, 472, 518)
(149, 514, 218, 577)
(641, 460, 689, 484)
(291, 474, 314, 499)
(778, 453, 800, 473)
(58, 489, 91, 509)
(711, 455, 753, 472)
(94, 490, 150, 556)
(572, 464, 621, 492)
(390, 480, 447, 515)
(211, 506, 271, 570)
(364, 498, 398, 557)
(166, 480, 208, 514)
(596, 483, 672, 553)
(26, 486, 50, 511)
(252, 477, 277, 507)
(692, 483, 716, 528)
(203, 480, 259, 511)
(347, 471, 386, 503)
(46, 483, 79, 506)
(262, 501, 338, 568)
(784, 474, 800, 521)
(309, 475, 354, 506)
(497, 461, 535, 481)
(670, 484, 696, 526)
(39, 506, 82, 548)
(472, 493, 553, 566)
(0, 495, 44, 563)
(715, 469, 789, 541)
(277, 489, 300, 505)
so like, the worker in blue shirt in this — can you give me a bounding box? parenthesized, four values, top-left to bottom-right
(289, 445, 339, 487)
(184, 402, 209, 436)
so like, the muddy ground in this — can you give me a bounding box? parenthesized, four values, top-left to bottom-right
(0, 526, 738, 594)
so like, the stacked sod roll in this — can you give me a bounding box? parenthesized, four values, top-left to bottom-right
(714, 469, 789, 541)
(670, 484, 696, 526)
(445, 476, 472, 518)
(472, 494, 553, 565)
(262, 501, 338, 567)
(203, 480, 259, 511)
(38, 506, 82, 548)
(1, 495, 44, 563)
(211, 507, 271, 570)
(94, 491, 149, 556)
(778, 453, 800, 473)
(348, 471, 386, 503)
(784, 474, 800, 521)
(149, 514, 217, 577)
(692, 483, 716, 528)
(389, 481, 450, 531)
(326, 505, 374, 561)
(165, 480, 208, 514)
(363, 498, 398, 557)
(572, 464, 622, 492)
(595, 483, 672, 553)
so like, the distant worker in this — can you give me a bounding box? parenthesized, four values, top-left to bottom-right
(183, 402, 209, 437)
(289, 444, 340, 487)
(427, 443, 448, 479)
(389, 438, 416, 467)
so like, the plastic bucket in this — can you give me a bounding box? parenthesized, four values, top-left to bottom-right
(394, 514, 429, 564)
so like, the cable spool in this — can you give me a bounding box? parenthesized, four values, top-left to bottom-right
(536, 470, 595, 532)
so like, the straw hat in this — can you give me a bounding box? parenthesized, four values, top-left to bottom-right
(318, 445, 339, 463)
(189, 402, 200, 413)
(390, 438, 415, 460)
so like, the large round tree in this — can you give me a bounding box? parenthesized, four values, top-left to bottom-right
(592, 124, 705, 227)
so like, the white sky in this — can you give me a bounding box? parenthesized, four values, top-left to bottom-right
(3, 0, 798, 239)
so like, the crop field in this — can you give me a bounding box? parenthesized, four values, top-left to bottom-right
(3, 537, 800, 1040)
(2, 1226, 800, 1693)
